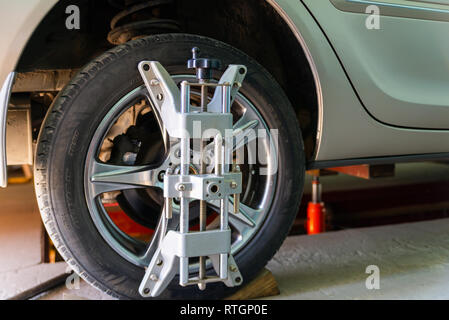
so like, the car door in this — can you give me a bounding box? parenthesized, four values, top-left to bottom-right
(302, 0, 449, 129)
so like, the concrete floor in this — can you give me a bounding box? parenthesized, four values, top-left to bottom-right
(0, 183, 67, 299)
(35, 218, 449, 300)
(0, 183, 41, 273)
(266, 218, 449, 299)
(2, 163, 449, 299)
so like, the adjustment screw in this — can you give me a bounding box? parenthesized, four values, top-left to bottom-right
(150, 274, 159, 281)
(177, 184, 186, 191)
(229, 265, 238, 272)
(192, 47, 199, 59)
(150, 79, 160, 86)
(143, 288, 150, 295)
(157, 93, 164, 101)
(158, 171, 165, 182)
(156, 259, 163, 266)
(230, 181, 238, 189)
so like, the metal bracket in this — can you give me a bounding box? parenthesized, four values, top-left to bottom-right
(138, 61, 244, 139)
(208, 65, 247, 112)
(164, 172, 242, 200)
(138, 55, 246, 297)
(0, 72, 16, 188)
(139, 229, 242, 297)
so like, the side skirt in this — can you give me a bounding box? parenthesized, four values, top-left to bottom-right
(307, 152, 449, 170)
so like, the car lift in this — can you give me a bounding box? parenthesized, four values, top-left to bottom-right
(305, 164, 395, 234)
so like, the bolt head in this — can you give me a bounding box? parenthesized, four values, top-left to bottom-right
(229, 265, 238, 272)
(230, 181, 238, 189)
(150, 274, 158, 281)
(150, 78, 160, 86)
(177, 184, 186, 191)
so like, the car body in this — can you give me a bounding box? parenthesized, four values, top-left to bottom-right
(2, 0, 449, 188)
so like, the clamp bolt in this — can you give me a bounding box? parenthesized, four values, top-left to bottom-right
(158, 171, 165, 182)
(150, 79, 160, 86)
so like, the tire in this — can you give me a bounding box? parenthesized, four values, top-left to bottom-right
(34, 33, 305, 299)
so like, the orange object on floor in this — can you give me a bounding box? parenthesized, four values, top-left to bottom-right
(307, 175, 326, 234)
(307, 201, 326, 234)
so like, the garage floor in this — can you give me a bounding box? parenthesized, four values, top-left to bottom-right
(266, 218, 449, 299)
(2, 163, 449, 299)
(0, 183, 68, 299)
(35, 218, 449, 300)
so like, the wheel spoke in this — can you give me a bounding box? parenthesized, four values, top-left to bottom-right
(229, 202, 261, 236)
(140, 204, 179, 265)
(203, 116, 259, 157)
(232, 119, 259, 152)
(88, 160, 164, 197)
(234, 202, 259, 227)
(207, 199, 256, 228)
(233, 107, 253, 129)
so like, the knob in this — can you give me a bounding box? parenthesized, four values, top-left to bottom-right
(187, 47, 221, 81)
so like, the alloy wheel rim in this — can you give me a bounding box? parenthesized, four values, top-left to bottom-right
(84, 74, 278, 268)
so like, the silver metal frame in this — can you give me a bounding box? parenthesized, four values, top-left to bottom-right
(137, 61, 246, 297)
(0, 72, 15, 188)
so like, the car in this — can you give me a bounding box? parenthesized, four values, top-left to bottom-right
(1, 0, 449, 299)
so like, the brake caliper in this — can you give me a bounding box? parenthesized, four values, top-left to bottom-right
(138, 48, 246, 297)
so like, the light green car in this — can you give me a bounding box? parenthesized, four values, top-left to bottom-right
(1, 0, 448, 299)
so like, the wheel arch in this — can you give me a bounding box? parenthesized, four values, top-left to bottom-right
(14, 0, 320, 160)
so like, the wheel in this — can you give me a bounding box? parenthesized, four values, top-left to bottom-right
(34, 33, 305, 299)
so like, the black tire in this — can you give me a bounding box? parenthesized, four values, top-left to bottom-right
(34, 34, 305, 299)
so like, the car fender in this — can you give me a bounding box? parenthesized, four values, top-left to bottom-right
(0, 0, 57, 187)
